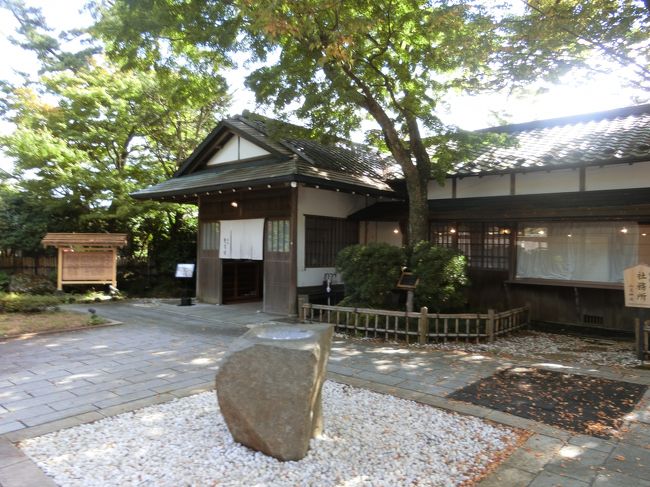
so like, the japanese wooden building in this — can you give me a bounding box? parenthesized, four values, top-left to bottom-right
(133, 105, 650, 331)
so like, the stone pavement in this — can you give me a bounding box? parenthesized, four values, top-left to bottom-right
(1, 300, 649, 486)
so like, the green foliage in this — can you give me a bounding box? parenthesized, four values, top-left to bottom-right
(501, 1, 650, 91)
(336, 243, 405, 308)
(0, 0, 228, 273)
(408, 241, 469, 312)
(0, 271, 9, 291)
(8, 273, 55, 294)
(335, 242, 469, 311)
(0, 292, 65, 312)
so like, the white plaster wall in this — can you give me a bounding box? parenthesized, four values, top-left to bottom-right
(456, 174, 510, 198)
(586, 161, 650, 191)
(515, 168, 580, 195)
(297, 187, 370, 287)
(428, 180, 453, 199)
(207, 136, 270, 165)
(360, 221, 403, 246)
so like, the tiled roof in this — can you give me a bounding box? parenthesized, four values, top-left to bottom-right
(455, 104, 650, 175)
(132, 156, 394, 200)
(133, 113, 399, 200)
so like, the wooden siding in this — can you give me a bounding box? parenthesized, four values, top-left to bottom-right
(197, 188, 296, 313)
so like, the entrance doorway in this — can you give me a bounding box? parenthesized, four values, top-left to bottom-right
(222, 259, 263, 303)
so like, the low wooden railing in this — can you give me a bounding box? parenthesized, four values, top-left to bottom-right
(301, 303, 529, 345)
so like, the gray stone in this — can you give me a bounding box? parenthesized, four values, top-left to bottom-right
(215, 324, 333, 461)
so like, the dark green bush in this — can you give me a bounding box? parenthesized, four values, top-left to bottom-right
(409, 241, 469, 312)
(9, 273, 56, 294)
(336, 243, 405, 308)
(0, 293, 67, 312)
(0, 271, 9, 292)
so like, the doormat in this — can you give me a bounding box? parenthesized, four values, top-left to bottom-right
(448, 367, 647, 438)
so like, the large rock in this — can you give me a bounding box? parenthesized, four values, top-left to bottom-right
(215, 324, 333, 461)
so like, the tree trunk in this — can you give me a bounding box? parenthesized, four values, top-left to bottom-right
(405, 173, 429, 245)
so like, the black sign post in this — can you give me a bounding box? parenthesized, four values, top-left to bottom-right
(175, 263, 195, 306)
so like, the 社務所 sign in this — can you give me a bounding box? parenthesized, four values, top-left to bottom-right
(624, 264, 650, 308)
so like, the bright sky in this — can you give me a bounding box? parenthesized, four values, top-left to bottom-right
(0, 0, 646, 174)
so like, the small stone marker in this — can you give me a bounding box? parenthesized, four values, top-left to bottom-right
(215, 323, 334, 461)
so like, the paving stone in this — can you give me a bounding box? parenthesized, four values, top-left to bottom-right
(621, 423, 650, 449)
(49, 390, 118, 411)
(68, 378, 132, 396)
(97, 393, 176, 418)
(3, 391, 77, 412)
(529, 470, 590, 486)
(604, 443, 650, 480)
(353, 370, 405, 386)
(150, 377, 209, 394)
(592, 469, 650, 486)
(397, 380, 451, 396)
(93, 389, 157, 409)
(0, 438, 26, 468)
(477, 466, 536, 486)
(568, 435, 617, 454)
(0, 458, 57, 487)
(544, 446, 610, 483)
(21, 404, 98, 427)
(0, 390, 32, 404)
(111, 378, 171, 396)
(1, 405, 55, 423)
(3, 412, 104, 442)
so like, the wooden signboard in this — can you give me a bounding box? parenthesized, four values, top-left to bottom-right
(61, 251, 114, 281)
(396, 272, 419, 290)
(624, 264, 650, 362)
(624, 264, 650, 308)
(42, 233, 127, 290)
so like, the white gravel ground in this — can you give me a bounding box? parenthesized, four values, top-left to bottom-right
(21, 382, 519, 487)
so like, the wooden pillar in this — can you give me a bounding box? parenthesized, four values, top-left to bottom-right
(111, 247, 117, 288)
(56, 247, 63, 291)
(418, 306, 429, 345)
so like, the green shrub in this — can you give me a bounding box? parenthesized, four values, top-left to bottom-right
(9, 273, 56, 294)
(0, 271, 9, 292)
(0, 293, 67, 312)
(408, 241, 469, 312)
(336, 243, 405, 308)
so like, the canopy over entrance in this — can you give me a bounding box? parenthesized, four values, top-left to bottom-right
(42, 233, 128, 290)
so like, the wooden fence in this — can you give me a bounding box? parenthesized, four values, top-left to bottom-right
(0, 256, 57, 276)
(301, 303, 530, 344)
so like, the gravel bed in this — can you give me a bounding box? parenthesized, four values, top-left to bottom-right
(419, 331, 641, 368)
(21, 382, 520, 487)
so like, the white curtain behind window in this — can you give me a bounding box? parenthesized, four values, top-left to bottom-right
(219, 219, 265, 260)
(516, 222, 638, 283)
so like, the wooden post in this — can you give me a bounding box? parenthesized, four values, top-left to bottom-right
(486, 309, 495, 342)
(418, 306, 428, 345)
(636, 317, 644, 361)
(111, 247, 117, 288)
(56, 247, 63, 291)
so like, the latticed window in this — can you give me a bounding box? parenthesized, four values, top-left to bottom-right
(266, 219, 290, 253)
(200, 222, 220, 251)
(430, 222, 512, 270)
(305, 216, 358, 267)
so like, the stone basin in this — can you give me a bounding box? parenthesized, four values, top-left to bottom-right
(254, 327, 314, 341)
(215, 323, 333, 461)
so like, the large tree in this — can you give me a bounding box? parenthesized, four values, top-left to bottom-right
(93, 0, 650, 244)
(0, 0, 230, 265)
(95, 0, 507, 243)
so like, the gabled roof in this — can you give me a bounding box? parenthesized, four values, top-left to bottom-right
(132, 113, 399, 200)
(455, 104, 650, 175)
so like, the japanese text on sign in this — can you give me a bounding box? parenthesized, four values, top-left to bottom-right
(624, 264, 650, 308)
